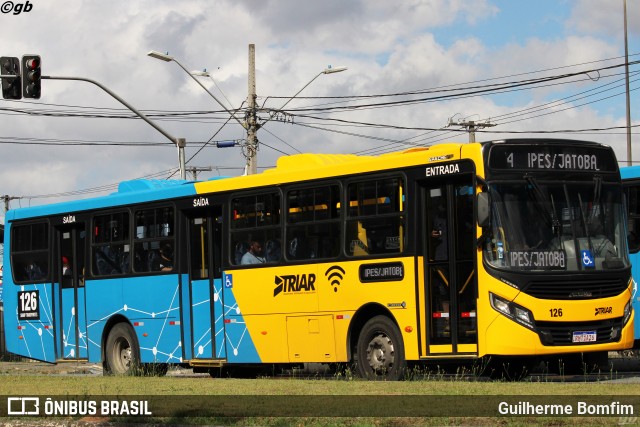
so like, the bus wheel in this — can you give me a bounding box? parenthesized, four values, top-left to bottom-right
(355, 315, 406, 380)
(104, 323, 141, 376)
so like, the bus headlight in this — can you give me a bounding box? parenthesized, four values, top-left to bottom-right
(624, 301, 632, 325)
(489, 292, 536, 330)
(514, 306, 532, 325)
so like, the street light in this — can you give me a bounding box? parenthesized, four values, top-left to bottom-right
(191, 69, 236, 112)
(251, 65, 347, 174)
(147, 51, 246, 129)
(264, 65, 347, 124)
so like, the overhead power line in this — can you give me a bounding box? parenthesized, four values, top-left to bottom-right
(1, 54, 639, 199)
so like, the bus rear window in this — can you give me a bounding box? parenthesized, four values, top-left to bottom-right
(11, 222, 49, 283)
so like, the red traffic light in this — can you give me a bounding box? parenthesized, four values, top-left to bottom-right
(24, 57, 40, 71)
(21, 55, 41, 99)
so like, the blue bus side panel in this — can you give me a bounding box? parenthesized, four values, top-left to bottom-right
(4, 283, 56, 362)
(191, 279, 212, 359)
(60, 288, 77, 358)
(213, 278, 226, 358)
(85, 278, 123, 362)
(123, 275, 183, 364)
(222, 273, 260, 363)
(85, 276, 183, 364)
(77, 288, 88, 358)
(189, 278, 227, 359)
(180, 276, 193, 361)
(60, 287, 88, 358)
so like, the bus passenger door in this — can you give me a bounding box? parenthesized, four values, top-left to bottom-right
(186, 206, 225, 360)
(421, 178, 477, 354)
(56, 224, 87, 360)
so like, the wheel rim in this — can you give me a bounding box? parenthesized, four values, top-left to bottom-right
(113, 337, 132, 373)
(365, 332, 395, 374)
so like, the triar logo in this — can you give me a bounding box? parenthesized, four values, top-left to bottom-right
(273, 273, 316, 297)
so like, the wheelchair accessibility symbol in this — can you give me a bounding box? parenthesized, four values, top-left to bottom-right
(581, 250, 595, 268)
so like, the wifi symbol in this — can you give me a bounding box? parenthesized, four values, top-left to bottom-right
(325, 265, 346, 292)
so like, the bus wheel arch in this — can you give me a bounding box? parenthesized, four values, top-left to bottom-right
(102, 317, 141, 376)
(348, 304, 407, 380)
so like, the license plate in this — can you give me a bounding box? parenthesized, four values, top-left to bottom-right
(572, 331, 597, 343)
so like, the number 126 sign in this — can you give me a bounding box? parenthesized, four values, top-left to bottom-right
(18, 290, 39, 320)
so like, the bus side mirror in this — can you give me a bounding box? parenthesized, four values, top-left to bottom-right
(477, 192, 490, 228)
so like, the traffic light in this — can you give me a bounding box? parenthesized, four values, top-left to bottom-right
(1, 56, 21, 99)
(21, 54, 41, 99)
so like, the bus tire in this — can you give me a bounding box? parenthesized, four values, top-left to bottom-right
(355, 315, 406, 380)
(104, 323, 141, 376)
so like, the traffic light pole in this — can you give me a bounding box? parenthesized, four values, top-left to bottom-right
(42, 75, 187, 180)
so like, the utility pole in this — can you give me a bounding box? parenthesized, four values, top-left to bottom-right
(3, 195, 21, 213)
(186, 166, 212, 181)
(246, 44, 258, 175)
(624, 0, 632, 166)
(448, 118, 496, 143)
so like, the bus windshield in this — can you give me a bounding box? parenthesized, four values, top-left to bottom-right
(483, 178, 629, 272)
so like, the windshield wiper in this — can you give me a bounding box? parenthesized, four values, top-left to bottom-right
(588, 175, 602, 226)
(577, 192, 595, 254)
(525, 174, 560, 236)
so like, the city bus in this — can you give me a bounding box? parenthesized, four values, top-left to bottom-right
(2, 138, 633, 379)
(621, 166, 640, 347)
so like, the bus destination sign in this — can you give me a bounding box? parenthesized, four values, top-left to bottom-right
(488, 144, 618, 172)
(359, 262, 404, 282)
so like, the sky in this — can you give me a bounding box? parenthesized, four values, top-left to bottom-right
(0, 0, 638, 223)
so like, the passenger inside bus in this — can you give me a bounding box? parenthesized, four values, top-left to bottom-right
(25, 261, 45, 281)
(156, 243, 174, 272)
(62, 256, 72, 276)
(241, 241, 265, 265)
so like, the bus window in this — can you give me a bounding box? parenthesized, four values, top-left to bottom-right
(286, 185, 340, 260)
(11, 222, 49, 283)
(346, 177, 405, 256)
(230, 192, 281, 265)
(133, 207, 175, 273)
(92, 212, 130, 276)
